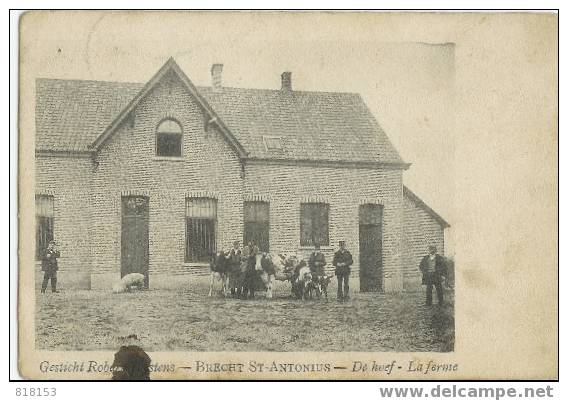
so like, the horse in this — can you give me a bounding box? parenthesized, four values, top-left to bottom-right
(208, 251, 230, 297)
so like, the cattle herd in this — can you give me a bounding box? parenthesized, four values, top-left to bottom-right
(209, 251, 332, 300)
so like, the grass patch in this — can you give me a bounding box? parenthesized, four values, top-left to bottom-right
(36, 286, 454, 352)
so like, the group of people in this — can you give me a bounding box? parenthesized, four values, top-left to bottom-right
(218, 242, 449, 306)
(307, 242, 448, 306)
(39, 235, 448, 306)
(304, 241, 354, 301)
(221, 239, 354, 301)
(219, 239, 354, 301)
(223, 240, 259, 298)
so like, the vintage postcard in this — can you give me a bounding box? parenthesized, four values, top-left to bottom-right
(17, 11, 557, 380)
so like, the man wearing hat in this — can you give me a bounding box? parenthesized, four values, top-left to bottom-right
(227, 240, 242, 297)
(41, 240, 60, 293)
(242, 240, 259, 299)
(332, 240, 353, 301)
(419, 245, 447, 306)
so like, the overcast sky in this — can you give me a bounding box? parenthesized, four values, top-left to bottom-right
(23, 11, 456, 252)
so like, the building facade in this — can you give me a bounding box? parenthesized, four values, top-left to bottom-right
(402, 186, 450, 289)
(35, 58, 449, 292)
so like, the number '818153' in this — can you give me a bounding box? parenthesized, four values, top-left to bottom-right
(15, 388, 56, 397)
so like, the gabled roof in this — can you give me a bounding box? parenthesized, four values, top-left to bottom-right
(36, 58, 407, 166)
(89, 58, 247, 158)
(403, 186, 450, 228)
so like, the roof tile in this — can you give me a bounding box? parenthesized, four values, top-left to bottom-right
(36, 77, 404, 164)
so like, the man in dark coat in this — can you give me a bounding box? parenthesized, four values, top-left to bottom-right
(242, 241, 259, 299)
(332, 240, 353, 301)
(41, 240, 60, 293)
(419, 245, 447, 306)
(227, 241, 243, 297)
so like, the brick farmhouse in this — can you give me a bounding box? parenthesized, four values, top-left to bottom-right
(35, 58, 449, 292)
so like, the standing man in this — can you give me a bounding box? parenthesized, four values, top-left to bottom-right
(227, 241, 242, 297)
(41, 240, 60, 293)
(332, 240, 353, 301)
(243, 240, 259, 299)
(419, 245, 447, 306)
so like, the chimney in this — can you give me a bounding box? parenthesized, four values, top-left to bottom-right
(211, 63, 223, 90)
(281, 71, 292, 91)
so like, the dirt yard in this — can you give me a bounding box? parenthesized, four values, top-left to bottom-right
(35, 283, 454, 352)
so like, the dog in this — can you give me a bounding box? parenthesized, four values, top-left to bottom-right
(305, 274, 332, 300)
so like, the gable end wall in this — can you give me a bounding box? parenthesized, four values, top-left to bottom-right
(90, 74, 243, 288)
(35, 155, 94, 289)
(402, 195, 446, 289)
(244, 163, 405, 292)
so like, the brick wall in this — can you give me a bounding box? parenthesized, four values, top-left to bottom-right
(35, 155, 93, 288)
(90, 72, 243, 288)
(402, 194, 445, 289)
(36, 72, 412, 292)
(244, 163, 404, 292)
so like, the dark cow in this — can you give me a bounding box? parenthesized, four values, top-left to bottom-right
(237, 253, 290, 299)
(228, 258, 248, 298)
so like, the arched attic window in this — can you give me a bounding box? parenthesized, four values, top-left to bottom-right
(156, 119, 182, 157)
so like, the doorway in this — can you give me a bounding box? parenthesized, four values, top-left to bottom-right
(359, 204, 383, 292)
(121, 196, 149, 288)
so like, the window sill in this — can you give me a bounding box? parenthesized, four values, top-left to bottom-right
(184, 262, 211, 268)
(154, 156, 184, 161)
(298, 246, 334, 251)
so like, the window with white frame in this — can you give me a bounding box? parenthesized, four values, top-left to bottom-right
(185, 198, 217, 262)
(156, 119, 182, 157)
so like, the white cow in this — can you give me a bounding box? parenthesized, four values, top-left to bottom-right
(254, 253, 305, 298)
(293, 265, 313, 300)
